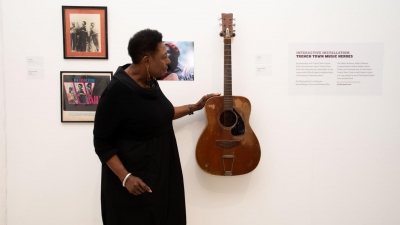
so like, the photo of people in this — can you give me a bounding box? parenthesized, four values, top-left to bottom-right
(63, 82, 97, 105)
(69, 16, 101, 53)
(158, 41, 194, 81)
(62, 6, 108, 59)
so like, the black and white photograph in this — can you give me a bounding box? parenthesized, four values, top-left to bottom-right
(62, 6, 108, 59)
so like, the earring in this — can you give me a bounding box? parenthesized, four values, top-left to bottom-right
(145, 66, 153, 88)
(146, 66, 150, 77)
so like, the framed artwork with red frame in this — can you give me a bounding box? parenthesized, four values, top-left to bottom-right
(62, 6, 108, 59)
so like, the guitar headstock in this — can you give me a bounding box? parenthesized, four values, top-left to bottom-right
(219, 13, 235, 39)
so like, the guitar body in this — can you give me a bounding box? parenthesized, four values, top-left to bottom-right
(196, 96, 261, 176)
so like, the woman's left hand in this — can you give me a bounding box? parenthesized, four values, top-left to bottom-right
(193, 93, 221, 111)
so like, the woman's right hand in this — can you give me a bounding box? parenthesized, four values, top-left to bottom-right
(125, 175, 152, 195)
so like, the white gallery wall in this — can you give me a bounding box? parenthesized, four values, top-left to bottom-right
(2, 0, 400, 224)
(1, 0, 7, 224)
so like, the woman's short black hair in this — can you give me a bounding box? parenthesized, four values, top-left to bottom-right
(128, 29, 163, 64)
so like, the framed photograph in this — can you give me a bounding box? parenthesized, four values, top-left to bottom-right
(62, 6, 108, 59)
(60, 71, 112, 122)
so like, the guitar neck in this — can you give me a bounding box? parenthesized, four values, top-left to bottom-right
(224, 38, 233, 110)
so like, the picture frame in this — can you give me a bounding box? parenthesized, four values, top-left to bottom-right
(62, 6, 108, 59)
(60, 71, 112, 122)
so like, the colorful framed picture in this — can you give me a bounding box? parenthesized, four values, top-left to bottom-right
(62, 6, 108, 59)
(158, 41, 194, 81)
(60, 71, 112, 122)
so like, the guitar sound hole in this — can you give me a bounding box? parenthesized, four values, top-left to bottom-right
(219, 110, 237, 128)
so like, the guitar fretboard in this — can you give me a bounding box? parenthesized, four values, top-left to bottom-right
(224, 38, 232, 110)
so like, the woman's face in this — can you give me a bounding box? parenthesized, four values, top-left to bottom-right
(148, 42, 171, 78)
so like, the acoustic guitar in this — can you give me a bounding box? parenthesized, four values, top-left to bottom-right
(196, 13, 261, 176)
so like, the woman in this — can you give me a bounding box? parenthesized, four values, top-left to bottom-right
(93, 29, 218, 225)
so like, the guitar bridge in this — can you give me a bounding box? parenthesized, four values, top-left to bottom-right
(222, 155, 234, 176)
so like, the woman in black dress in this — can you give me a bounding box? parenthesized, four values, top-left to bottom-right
(93, 29, 218, 225)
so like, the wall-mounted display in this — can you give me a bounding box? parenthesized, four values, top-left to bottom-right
(60, 71, 112, 122)
(62, 6, 108, 59)
(158, 41, 194, 81)
(289, 43, 384, 95)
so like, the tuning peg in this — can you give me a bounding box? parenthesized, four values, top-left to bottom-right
(218, 17, 222, 20)
(233, 24, 236, 27)
(233, 18, 236, 21)
(232, 33, 236, 37)
(219, 32, 224, 37)
(219, 23, 222, 26)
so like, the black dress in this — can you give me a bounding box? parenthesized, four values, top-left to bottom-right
(93, 64, 186, 225)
